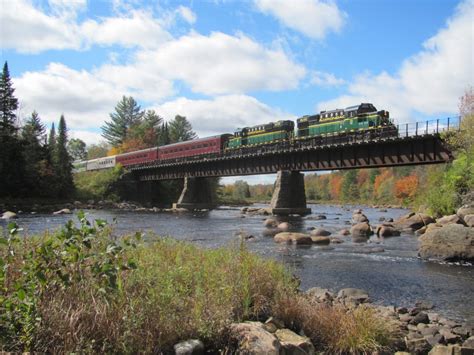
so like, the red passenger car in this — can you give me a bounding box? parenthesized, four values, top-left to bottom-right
(115, 147, 159, 167)
(159, 134, 231, 161)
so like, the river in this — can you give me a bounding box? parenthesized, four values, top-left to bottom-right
(2, 204, 473, 323)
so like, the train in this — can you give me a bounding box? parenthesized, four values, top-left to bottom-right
(73, 103, 397, 173)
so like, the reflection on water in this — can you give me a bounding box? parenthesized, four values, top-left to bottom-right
(2, 204, 473, 322)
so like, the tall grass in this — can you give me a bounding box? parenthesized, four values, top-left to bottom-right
(273, 294, 398, 354)
(0, 214, 296, 353)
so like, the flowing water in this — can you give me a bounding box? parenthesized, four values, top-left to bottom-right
(2, 204, 473, 322)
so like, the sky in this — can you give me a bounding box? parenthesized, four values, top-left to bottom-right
(1, 0, 473, 184)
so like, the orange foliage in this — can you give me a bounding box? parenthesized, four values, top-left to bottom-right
(329, 175, 343, 200)
(394, 174, 419, 200)
(357, 170, 369, 185)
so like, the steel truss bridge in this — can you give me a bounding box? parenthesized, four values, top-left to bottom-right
(130, 117, 461, 181)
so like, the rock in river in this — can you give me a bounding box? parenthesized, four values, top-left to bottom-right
(376, 223, 401, 237)
(274, 232, 313, 245)
(311, 236, 331, 245)
(1, 211, 17, 219)
(264, 218, 278, 228)
(350, 222, 373, 237)
(394, 212, 434, 232)
(418, 224, 474, 262)
(53, 208, 72, 215)
(310, 228, 331, 237)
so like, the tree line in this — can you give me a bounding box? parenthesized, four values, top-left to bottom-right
(0, 62, 74, 199)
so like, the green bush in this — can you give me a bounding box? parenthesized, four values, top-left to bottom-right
(73, 165, 123, 201)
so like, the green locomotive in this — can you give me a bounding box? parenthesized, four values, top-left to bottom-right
(225, 103, 395, 150)
(227, 120, 295, 149)
(296, 103, 392, 138)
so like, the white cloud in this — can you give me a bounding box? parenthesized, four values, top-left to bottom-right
(254, 0, 346, 39)
(136, 32, 306, 95)
(81, 10, 172, 49)
(310, 71, 345, 86)
(153, 95, 293, 137)
(1, 0, 172, 53)
(176, 6, 197, 24)
(318, 0, 474, 122)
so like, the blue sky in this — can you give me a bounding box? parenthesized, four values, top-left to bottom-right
(1, 0, 473, 183)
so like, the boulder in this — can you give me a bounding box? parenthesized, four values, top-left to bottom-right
(352, 212, 369, 224)
(274, 329, 315, 355)
(415, 226, 428, 235)
(330, 237, 344, 244)
(457, 205, 474, 220)
(274, 232, 313, 245)
(419, 224, 474, 262)
(229, 322, 280, 354)
(394, 212, 435, 232)
(436, 214, 466, 226)
(306, 287, 334, 303)
(406, 338, 431, 354)
(337, 288, 369, 305)
(463, 214, 474, 228)
(264, 218, 278, 228)
(376, 224, 401, 237)
(310, 228, 331, 237)
(311, 236, 331, 245)
(277, 222, 290, 231)
(1, 211, 17, 219)
(53, 208, 72, 215)
(350, 222, 373, 237)
(463, 336, 474, 348)
(173, 339, 204, 355)
(429, 344, 462, 355)
(339, 228, 351, 236)
(262, 228, 281, 237)
(410, 312, 430, 325)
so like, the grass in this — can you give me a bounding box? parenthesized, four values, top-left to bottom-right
(1, 214, 398, 353)
(273, 294, 399, 354)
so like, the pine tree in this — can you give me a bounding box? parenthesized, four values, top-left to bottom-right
(158, 122, 171, 146)
(101, 96, 144, 146)
(21, 111, 51, 195)
(0, 62, 19, 135)
(169, 115, 196, 143)
(0, 61, 25, 197)
(54, 115, 74, 197)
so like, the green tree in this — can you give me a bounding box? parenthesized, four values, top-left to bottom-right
(54, 115, 74, 196)
(87, 142, 110, 159)
(0, 62, 19, 134)
(101, 96, 144, 146)
(233, 180, 251, 200)
(341, 170, 359, 201)
(158, 122, 171, 146)
(0, 62, 25, 197)
(67, 138, 87, 161)
(169, 115, 197, 143)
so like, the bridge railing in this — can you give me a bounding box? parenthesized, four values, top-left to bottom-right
(395, 116, 461, 138)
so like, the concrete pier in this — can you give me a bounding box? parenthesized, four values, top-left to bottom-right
(270, 171, 311, 216)
(173, 177, 216, 210)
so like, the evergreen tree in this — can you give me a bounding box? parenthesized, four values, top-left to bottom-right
(0, 62, 25, 197)
(158, 122, 171, 146)
(0, 62, 19, 134)
(101, 96, 144, 146)
(54, 115, 74, 196)
(169, 115, 197, 143)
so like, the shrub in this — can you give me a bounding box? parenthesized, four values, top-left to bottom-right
(73, 165, 123, 201)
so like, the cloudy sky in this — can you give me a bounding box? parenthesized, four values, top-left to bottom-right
(2, 0, 473, 183)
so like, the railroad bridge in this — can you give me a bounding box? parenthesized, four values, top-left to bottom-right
(126, 118, 458, 215)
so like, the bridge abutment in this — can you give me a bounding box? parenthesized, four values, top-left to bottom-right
(270, 171, 311, 216)
(173, 177, 216, 210)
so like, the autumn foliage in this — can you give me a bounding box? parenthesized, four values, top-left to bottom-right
(394, 175, 419, 200)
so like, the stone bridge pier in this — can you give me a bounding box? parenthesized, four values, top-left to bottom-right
(173, 177, 216, 210)
(270, 171, 311, 216)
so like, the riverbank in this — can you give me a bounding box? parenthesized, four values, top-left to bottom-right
(2, 215, 472, 353)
